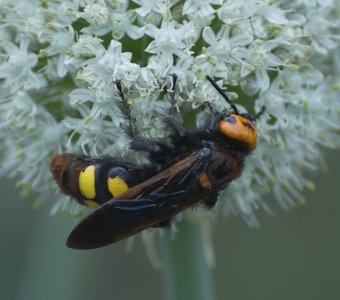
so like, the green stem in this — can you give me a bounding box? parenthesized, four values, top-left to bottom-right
(161, 221, 216, 300)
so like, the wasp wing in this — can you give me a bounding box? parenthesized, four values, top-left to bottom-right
(67, 151, 216, 249)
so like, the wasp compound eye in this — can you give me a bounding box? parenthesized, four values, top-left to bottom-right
(219, 114, 257, 151)
(223, 115, 237, 124)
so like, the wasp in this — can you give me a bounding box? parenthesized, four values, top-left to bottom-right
(50, 75, 265, 249)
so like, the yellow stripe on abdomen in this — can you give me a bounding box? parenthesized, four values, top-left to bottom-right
(79, 165, 96, 199)
(107, 176, 129, 197)
(84, 200, 100, 208)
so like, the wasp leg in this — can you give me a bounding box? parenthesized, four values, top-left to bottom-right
(201, 101, 219, 131)
(162, 74, 190, 139)
(163, 115, 186, 138)
(114, 80, 169, 156)
(207, 111, 219, 131)
(203, 193, 219, 209)
(152, 218, 172, 228)
(114, 80, 137, 138)
(168, 73, 178, 115)
(130, 136, 171, 156)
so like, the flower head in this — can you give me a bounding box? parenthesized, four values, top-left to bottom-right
(0, 0, 339, 248)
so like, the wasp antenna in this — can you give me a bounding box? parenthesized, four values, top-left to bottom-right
(206, 76, 239, 114)
(114, 80, 124, 101)
(249, 106, 266, 121)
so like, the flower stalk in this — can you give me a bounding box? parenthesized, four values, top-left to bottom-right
(161, 221, 216, 300)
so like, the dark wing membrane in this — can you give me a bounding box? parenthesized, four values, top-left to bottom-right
(67, 151, 216, 249)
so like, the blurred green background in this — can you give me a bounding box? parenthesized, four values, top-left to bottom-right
(1, 151, 339, 300)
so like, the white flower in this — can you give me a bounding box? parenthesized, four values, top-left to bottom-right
(0, 0, 339, 234)
(0, 38, 46, 92)
(145, 20, 197, 65)
(133, 0, 178, 22)
(80, 1, 142, 39)
(183, 0, 220, 27)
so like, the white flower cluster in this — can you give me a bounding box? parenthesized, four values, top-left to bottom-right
(0, 0, 339, 224)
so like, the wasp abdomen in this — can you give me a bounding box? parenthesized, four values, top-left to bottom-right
(107, 167, 130, 197)
(51, 154, 132, 207)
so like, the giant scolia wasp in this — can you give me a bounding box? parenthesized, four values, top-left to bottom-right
(50, 75, 266, 249)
